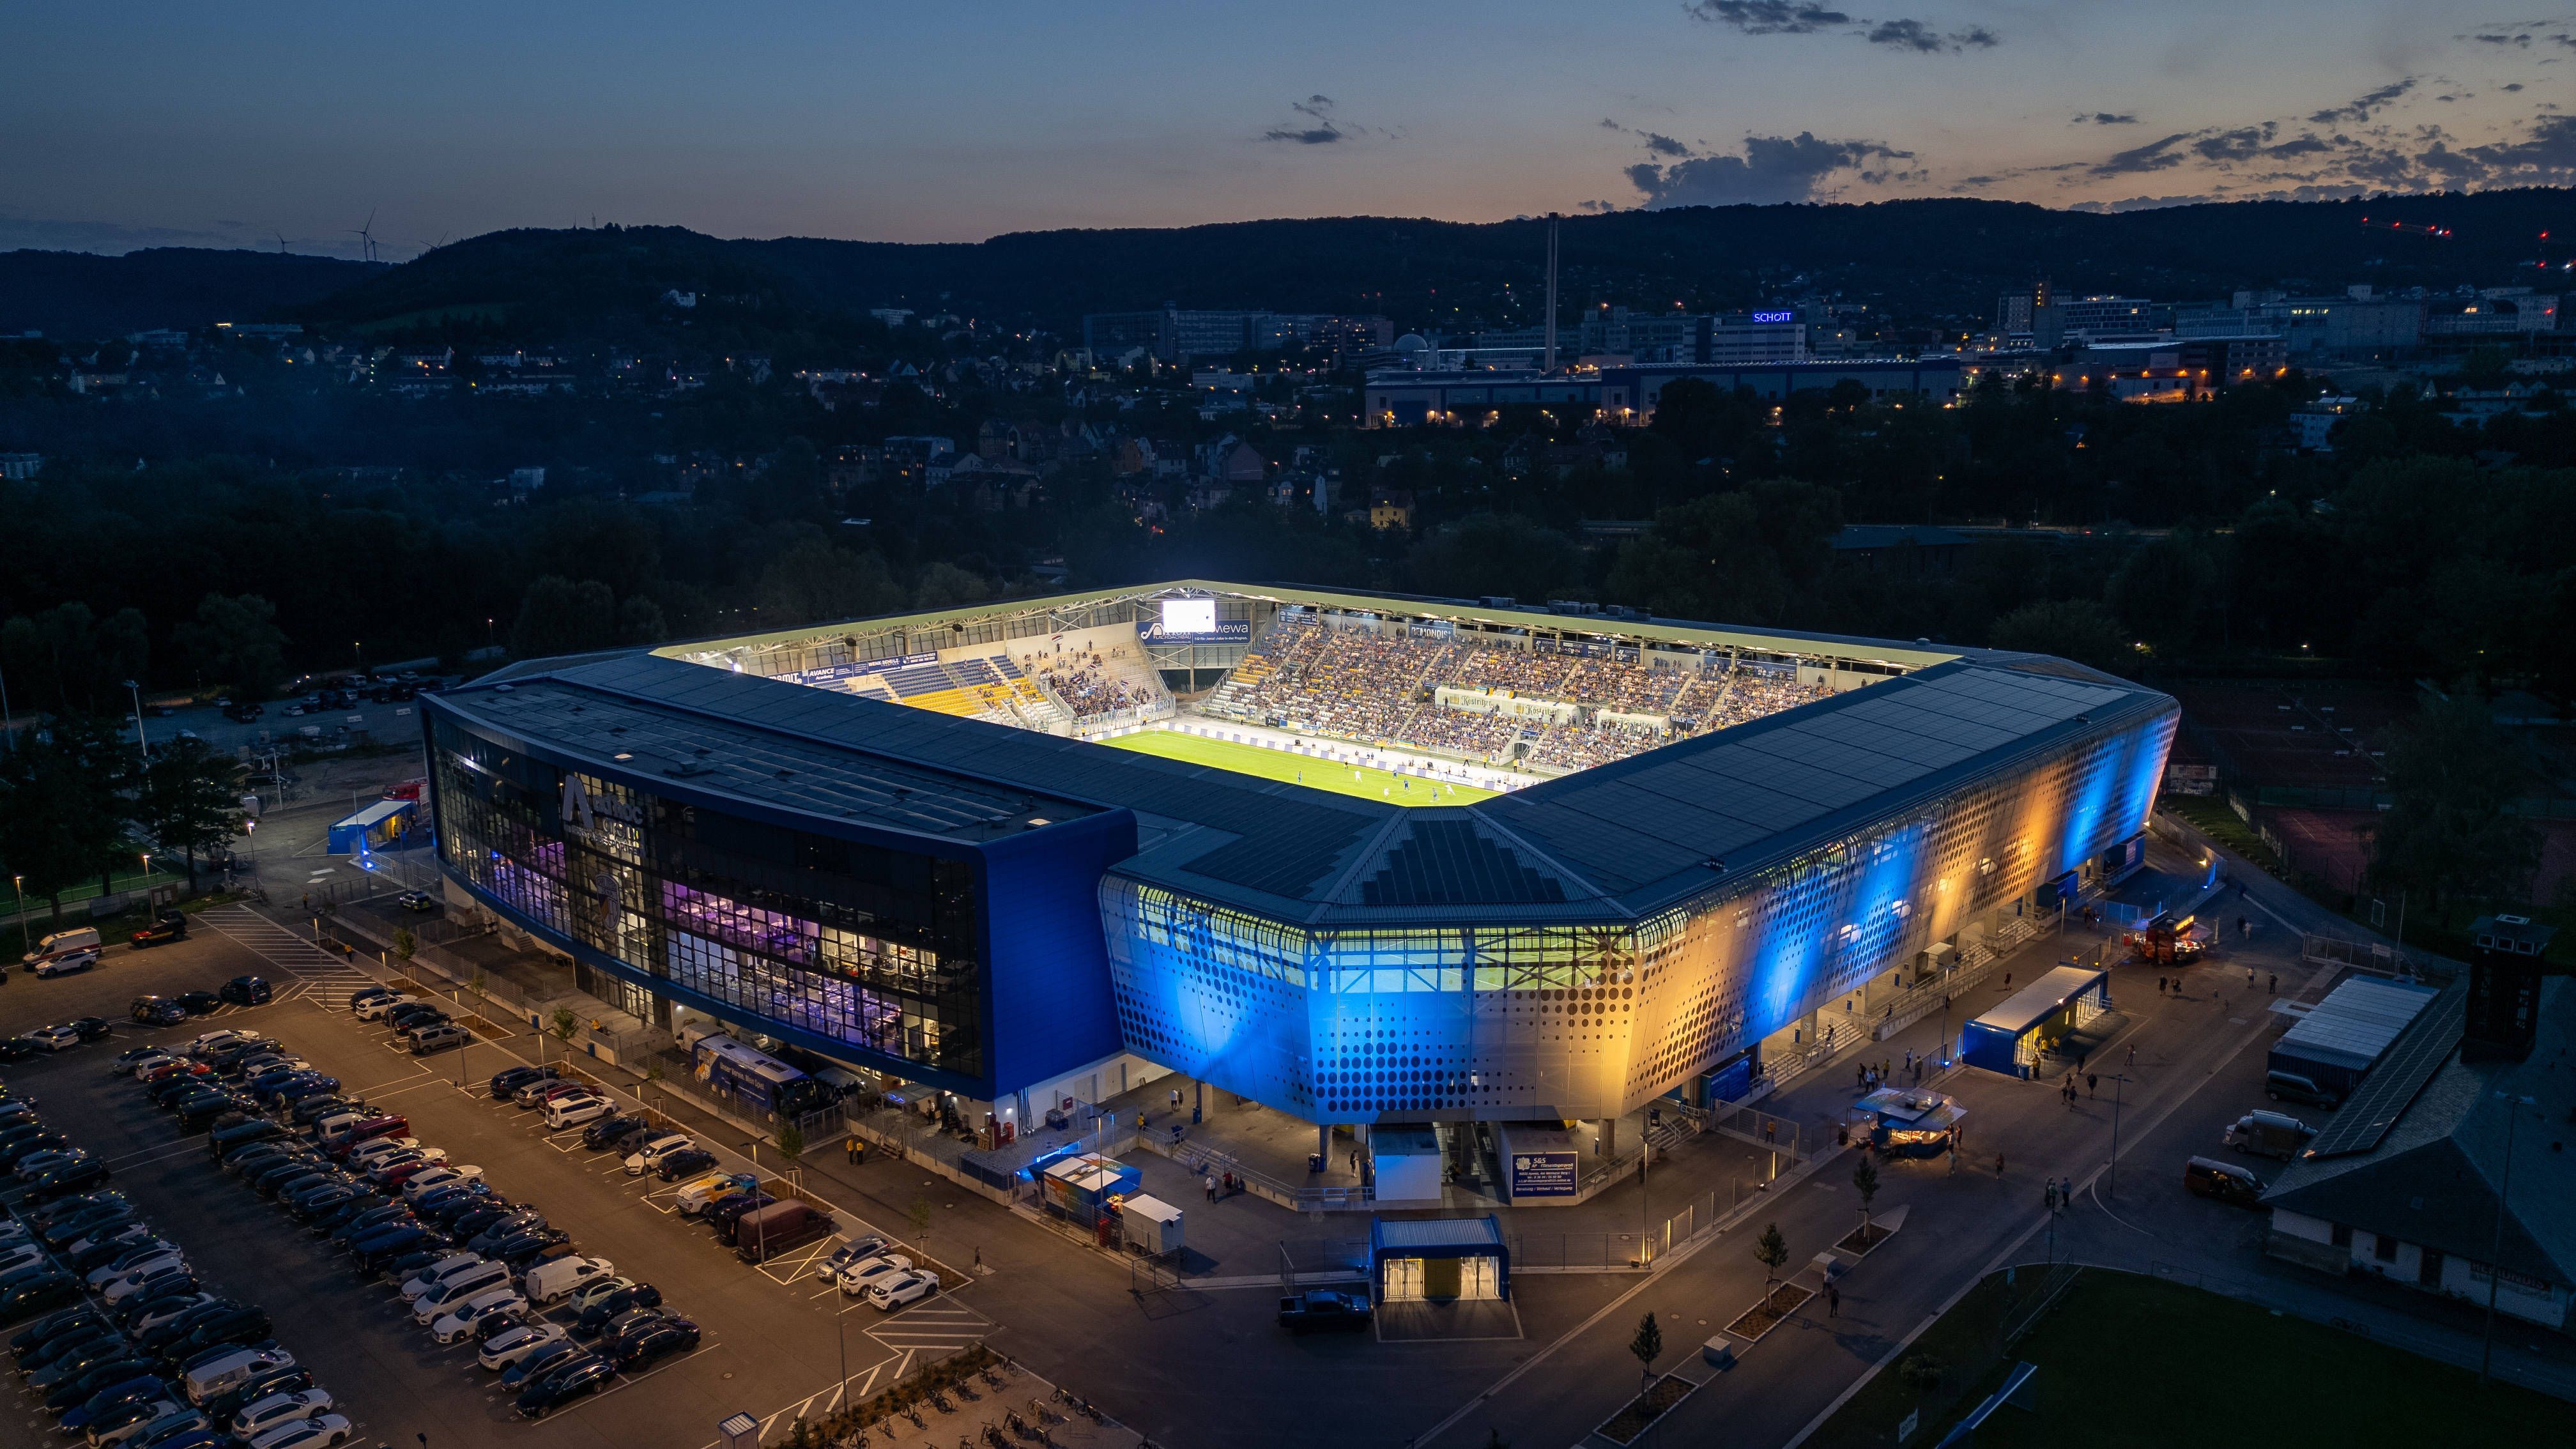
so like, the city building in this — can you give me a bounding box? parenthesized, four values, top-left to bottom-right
(1082, 307, 1393, 364)
(1362, 359, 1966, 426)
(423, 583, 2174, 1167)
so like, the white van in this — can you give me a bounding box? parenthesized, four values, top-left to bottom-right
(411, 1261, 514, 1322)
(183, 1347, 296, 1406)
(521, 1255, 615, 1305)
(24, 927, 102, 967)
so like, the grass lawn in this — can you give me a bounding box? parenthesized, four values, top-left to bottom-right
(1100, 730, 1496, 806)
(1814, 1269, 2568, 1448)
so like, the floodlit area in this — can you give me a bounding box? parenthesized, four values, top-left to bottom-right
(1100, 724, 1504, 804)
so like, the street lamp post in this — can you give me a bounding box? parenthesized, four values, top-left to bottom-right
(11, 875, 26, 959)
(125, 680, 150, 763)
(2481, 1091, 2536, 1384)
(2104, 1073, 2131, 1200)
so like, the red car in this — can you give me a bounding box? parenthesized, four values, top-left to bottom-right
(143, 1060, 212, 1084)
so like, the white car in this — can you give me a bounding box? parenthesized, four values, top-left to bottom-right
(399, 1253, 487, 1301)
(231, 1390, 332, 1441)
(429, 1288, 526, 1344)
(352, 995, 418, 1022)
(126, 1052, 179, 1080)
(622, 1133, 693, 1177)
(834, 1253, 912, 1296)
(475, 1321, 567, 1371)
(93, 1248, 187, 1291)
(399, 1165, 484, 1200)
(246, 1413, 353, 1449)
(86, 1243, 181, 1287)
(542, 1094, 611, 1130)
(865, 1268, 940, 1310)
(671, 1170, 756, 1216)
(33, 950, 101, 979)
(346, 1138, 431, 1168)
(30, 1024, 84, 1051)
(103, 1264, 193, 1305)
(0, 1240, 48, 1275)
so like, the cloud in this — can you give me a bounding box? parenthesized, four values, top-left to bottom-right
(1685, 1, 1851, 34)
(1628, 131, 1919, 206)
(1684, 1, 1998, 50)
(1261, 95, 1353, 144)
(1603, 117, 1699, 157)
(2074, 112, 2140, 125)
(2309, 77, 2416, 125)
(2086, 132, 2192, 177)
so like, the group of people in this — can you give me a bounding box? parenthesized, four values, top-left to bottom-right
(1201, 615, 1836, 772)
(1024, 641, 1160, 718)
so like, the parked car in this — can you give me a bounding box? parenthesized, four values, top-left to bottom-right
(652, 1148, 718, 1183)
(34, 950, 104, 980)
(406, 1026, 470, 1057)
(475, 1322, 566, 1372)
(606, 1315, 698, 1368)
(215, 979, 270, 1008)
(521, 1256, 614, 1305)
(229, 1389, 331, 1441)
(833, 1254, 912, 1296)
(129, 999, 188, 1027)
(620, 1134, 693, 1177)
(580, 1116, 648, 1151)
(429, 1291, 528, 1345)
(541, 1094, 611, 1130)
(864, 1271, 939, 1311)
(128, 914, 188, 949)
(673, 1172, 758, 1217)
(2223, 1110, 2315, 1160)
(2184, 1155, 2267, 1206)
(172, 993, 220, 1016)
(487, 1066, 557, 1100)
(245, 1412, 351, 1449)
(31, 1025, 87, 1052)
(513, 1355, 614, 1418)
(394, 891, 436, 913)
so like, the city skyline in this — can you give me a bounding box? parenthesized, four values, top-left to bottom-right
(3, 1, 2568, 259)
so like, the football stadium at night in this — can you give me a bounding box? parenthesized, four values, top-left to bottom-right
(420, 581, 2177, 1168)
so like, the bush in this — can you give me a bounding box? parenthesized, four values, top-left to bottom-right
(1899, 1352, 1945, 1393)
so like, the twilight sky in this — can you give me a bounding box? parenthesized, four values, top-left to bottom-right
(3, 1, 2567, 257)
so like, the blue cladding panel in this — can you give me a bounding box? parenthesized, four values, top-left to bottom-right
(981, 812, 1138, 1096)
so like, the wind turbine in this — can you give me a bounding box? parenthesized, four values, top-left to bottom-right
(348, 208, 379, 263)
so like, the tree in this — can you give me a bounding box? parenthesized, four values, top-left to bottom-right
(392, 927, 416, 962)
(1406, 512, 1583, 604)
(509, 576, 617, 659)
(0, 717, 132, 924)
(2106, 533, 2215, 656)
(133, 736, 240, 885)
(755, 540, 903, 626)
(1897, 1351, 1945, 1394)
(550, 1006, 578, 1052)
(907, 1192, 933, 1246)
(1754, 1221, 1789, 1289)
(913, 562, 990, 611)
(613, 595, 667, 647)
(1851, 1156, 1881, 1229)
(1987, 599, 2131, 674)
(171, 593, 288, 700)
(776, 1122, 805, 1168)
(0, 604, 150, 716)
(1628, 1311, 1663, 1384)
(2368, 692, 2542, 910)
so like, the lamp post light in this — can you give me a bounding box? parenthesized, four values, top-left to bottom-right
(11, 875, 26, 959)
(2481, 1091, 2536, 1384)
(124, 680, 150, 762)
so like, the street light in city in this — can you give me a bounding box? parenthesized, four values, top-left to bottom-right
(124, 680, 150, 762)
(10, 875, 26, 959)
(2481, 1091, 2537, 1384)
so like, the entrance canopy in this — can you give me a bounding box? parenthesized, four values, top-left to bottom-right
(1961, 964, 2110, 1076)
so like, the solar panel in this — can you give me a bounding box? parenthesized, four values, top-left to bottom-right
(2307, 988, 2465, 1159)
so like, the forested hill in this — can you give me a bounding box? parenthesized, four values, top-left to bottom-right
(298, 189, 2571, 337)
(0, 248, 383, 338)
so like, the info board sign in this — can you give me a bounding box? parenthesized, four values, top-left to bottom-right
(1509, 1150, 1578, 1199)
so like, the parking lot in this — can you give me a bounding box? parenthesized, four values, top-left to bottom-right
(0, 912, 1004, 1449)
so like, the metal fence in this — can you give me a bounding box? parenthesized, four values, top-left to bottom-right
(1708, 1099, 1804, 1164)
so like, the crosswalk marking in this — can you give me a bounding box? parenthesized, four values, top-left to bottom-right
(197, 907, 381, 1007)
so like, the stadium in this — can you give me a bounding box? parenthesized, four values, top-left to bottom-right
(420, 581, 2177, 1182)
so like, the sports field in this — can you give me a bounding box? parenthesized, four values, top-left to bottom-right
(1101, 730, 1498, 806)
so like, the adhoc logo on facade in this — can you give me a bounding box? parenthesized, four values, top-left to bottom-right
(1510, 1151, 1578, 1199)
(1750, 310, 1796, 325)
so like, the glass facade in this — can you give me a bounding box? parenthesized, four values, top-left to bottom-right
(1103, 708, 2176, 1123)
(429, 719, 986, 1083)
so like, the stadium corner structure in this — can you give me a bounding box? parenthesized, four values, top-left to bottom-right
(420, 581, 2176, 1160)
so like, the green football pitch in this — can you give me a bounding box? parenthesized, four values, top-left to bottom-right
(1100, 730, 1498, 806)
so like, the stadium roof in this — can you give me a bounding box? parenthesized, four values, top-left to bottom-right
(434, 615, 2174, 928)
(653, 579, 1965, 673)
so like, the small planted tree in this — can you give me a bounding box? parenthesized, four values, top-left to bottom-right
(777, 1121, 805, 1169)
(908, 1192, 933, 1246)
(1899, 1351, 1945, 1394)
(1629, 1310, 1663, 1386)
(1755, 1221, 1789, 1290)
(1852, 1156, 1881, 1230)
(391, 926, 415, 962)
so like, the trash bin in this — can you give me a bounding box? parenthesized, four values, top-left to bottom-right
(1308, 1153, 1324, 1175)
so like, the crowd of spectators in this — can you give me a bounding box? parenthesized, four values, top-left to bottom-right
(1021, 640, 1163, 719)
(1200, 617, 1834, 770)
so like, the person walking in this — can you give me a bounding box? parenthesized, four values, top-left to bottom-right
(2086, 1072, 2097, 1099)
(1203, 1174, 1216, 1202)
(1827, 1284, 1840, 1318)
(2247, 967, 2257, 989)
(2044, 1180, 2057, 1211)
(1994, 1151, 2005, 1179)
(2156, 975, 2166, 995)
(2125, 1043, 2136, 1069)
(2268, 972, 2277, 995)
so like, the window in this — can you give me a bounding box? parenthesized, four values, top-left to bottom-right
(2373, 1233, 2398, 1263)
(2329, 1223, 2352, 1249)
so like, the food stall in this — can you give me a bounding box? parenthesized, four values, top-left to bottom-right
(1847, 1085, 1965, 1158)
